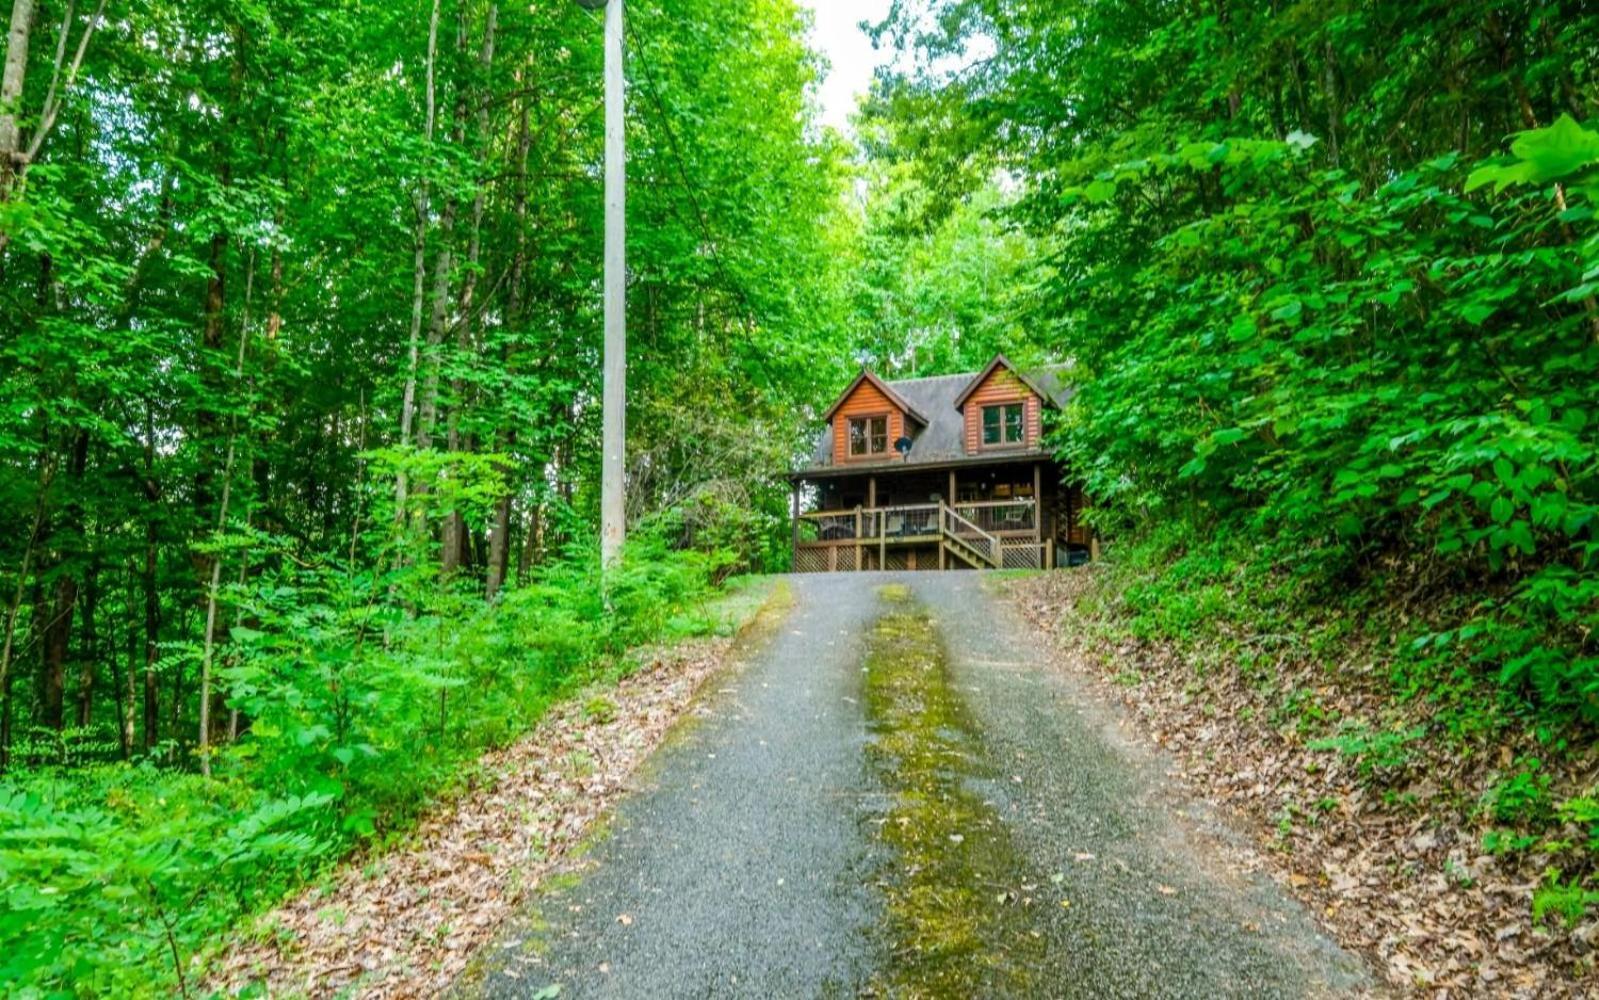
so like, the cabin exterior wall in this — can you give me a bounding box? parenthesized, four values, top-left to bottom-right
(961, 368, 1042, 454)
(831, 380, 906, 465)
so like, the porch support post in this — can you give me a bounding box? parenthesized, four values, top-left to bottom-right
(867, 476, 877, 572)
(1033, 463, 1043, 542)
(791, 480, 800, 568)
(948, 469, 956, 505)
(855, 506, 862, 572)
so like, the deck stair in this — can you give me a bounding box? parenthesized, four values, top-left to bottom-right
(939, 503, 1001, 569)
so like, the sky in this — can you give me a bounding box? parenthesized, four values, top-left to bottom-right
(800, 0, 897, 133)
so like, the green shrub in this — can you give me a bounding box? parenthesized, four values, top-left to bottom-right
(1054, 119, 1599, 718)
(1482, 760, 1555, 826)
(0, 524, 729, 997)
(1532, 874, 1599, 929)
(0, 766, 336, 997)
(1308, 723, 1426, 786)
(1558, 795, 1599, 852)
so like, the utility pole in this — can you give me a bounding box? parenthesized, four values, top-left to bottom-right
(597, 0, 627, 567)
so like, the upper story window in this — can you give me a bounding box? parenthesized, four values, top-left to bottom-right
(982, 402, 1025, 447)
(848, 414, 889, 457)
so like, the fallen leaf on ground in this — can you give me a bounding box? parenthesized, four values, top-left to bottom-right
(207, 635, 743, 999)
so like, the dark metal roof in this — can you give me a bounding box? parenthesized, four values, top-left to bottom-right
(797, 361, 1073, 475)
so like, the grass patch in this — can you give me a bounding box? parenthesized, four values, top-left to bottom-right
(862, 599, 1043, 995)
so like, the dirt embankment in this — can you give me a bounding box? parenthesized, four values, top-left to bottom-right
(1007, 569, 1597, 998)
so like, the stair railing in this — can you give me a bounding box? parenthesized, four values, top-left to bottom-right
(939, 502, 1000, 567)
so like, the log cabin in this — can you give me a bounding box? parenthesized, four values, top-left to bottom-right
(788, 355, 1091, 572)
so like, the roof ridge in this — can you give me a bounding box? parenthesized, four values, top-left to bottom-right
(886, 362, 1070, 386)
(883, 371, 980, 385)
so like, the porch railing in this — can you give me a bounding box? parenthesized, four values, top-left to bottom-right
(953, 499, 1037, 534)
(798, 498, 1036, 543)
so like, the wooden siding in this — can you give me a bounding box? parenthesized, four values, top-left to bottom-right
(962, 367, 1041, 454)
(831, 379, 905, 464)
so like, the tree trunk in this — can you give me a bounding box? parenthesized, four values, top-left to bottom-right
(1321, 40, 1341, 169)
(141, 403, 160, 748)
(440, 3, 497, 580)
(418, 6, 474, 465)
(142, 525, 158, 747)
(416, 203, 456, 455)
(198, 248, 255, 776)
(75, 556, 98, 728)
(0, 0, 35, 199)
(40, 572, 73, 729)
(169, 614, 183, 738)
(194, 227, 227, 550)
(119, 589, 135, 757)
(40, 426, 88, 731)
(485, 430, 515, 600)
(487, 65, 531, 601)
(0, 456, 49, 771)
(517, 501, 539, 585)
(397, 0, 442, 518)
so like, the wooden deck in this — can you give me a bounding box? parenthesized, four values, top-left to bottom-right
(792, 500, 1052, 572)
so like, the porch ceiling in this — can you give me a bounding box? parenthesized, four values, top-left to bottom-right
(787, 451, 1056, 482)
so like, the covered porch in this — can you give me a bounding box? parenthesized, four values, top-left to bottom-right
(788, 460, 1089, 572)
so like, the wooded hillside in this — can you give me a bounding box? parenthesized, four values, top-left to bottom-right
(866, 0, 1599, 980)
(0, 0, 852, 764)
(0, 0, 863, 991)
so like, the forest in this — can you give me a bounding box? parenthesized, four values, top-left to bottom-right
(2, 0, 1597, 994)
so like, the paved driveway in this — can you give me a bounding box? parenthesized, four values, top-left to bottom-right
(469, 572, 1371, 999)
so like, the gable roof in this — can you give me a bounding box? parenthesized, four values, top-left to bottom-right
(802, 360, 1074, 471)
(952, 354, 1062, 411)
(820, 368, 931, 427)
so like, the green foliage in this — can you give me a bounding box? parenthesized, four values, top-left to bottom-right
(870, 0, 1599, 719)
(1054, 133, 1597, 711)
(1532, 874, 1599, 929)
(0, 0, 850, 795)
(859, 0, 1599, 941)
(0, 527, 728, 996)
(0, 0, 840, 989)
(672, 487, 783, 578)
(1482, 760, 1556, 826)
(1554, 795, 1599, 861)
(1467, 114, 1599, 197)
(581, 696, 618, 726)
(5, 725, 123, 769)
(838, 170, 1042, 376)
(1309, 724, 1427, 786)
(0, 766, 336, 997)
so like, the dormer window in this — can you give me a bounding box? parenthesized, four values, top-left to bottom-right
(848, 415, 889, 456)
(981, 402, 1025, 447)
